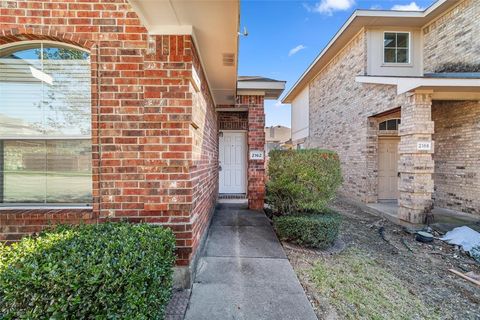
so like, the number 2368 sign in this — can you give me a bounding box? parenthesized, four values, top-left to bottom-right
(417, 141, 432, 151)
(249, 150, 264, 160)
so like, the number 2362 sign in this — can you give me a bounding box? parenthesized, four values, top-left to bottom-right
(249, 150, 264, 160)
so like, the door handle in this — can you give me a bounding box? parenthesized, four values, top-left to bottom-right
(219, 165, 222, 171)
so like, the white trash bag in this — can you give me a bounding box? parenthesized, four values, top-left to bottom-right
(440, 226, 480, 253)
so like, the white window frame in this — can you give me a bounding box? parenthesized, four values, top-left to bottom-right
(0, 40, 89, 57)
(382, 31, 411, 65)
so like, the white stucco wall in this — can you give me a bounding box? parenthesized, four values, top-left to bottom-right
(291, 86, 309, 145)
(366, 28, 423, 77)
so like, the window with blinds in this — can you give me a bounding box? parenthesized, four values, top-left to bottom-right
(0, 42, 92, 205)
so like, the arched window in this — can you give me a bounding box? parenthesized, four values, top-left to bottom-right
(379, 118, 401, 131)
(0, 42, 91, 205)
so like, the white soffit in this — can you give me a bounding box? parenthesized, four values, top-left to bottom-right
(128, 0, 240, 105)
(282, 0, 458, 103)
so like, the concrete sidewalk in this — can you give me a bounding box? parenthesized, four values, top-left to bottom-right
(184, 204, 317, 320)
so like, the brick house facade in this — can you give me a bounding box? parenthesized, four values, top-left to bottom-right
(0, 0, 284, 288)
(284, 0, 480, 223)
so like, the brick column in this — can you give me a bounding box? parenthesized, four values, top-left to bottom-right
(398, 91, 435, 223)
(241, 95, 265, 210)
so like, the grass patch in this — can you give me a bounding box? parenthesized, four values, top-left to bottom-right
(310, 249, 439, 320)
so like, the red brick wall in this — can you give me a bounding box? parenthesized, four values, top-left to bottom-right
(237, 95, 266, 210)
(218, 111, 248, 130)
(188, 43, 218, 264)
(0, 209, 94, 242)
(0, 0, 218, 266)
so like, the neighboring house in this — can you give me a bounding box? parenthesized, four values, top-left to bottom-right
(284, 0, 480, 223)
(265, 125, 291, 155)
(0, 0, 284, 288)
(290, 86, 309, 149)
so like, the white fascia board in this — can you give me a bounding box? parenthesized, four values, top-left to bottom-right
(148, 25, 193, 35)
(397, 78, 480, 94)
(355, 76, 480, 94)
(355, 9, 423, 18)
(236, 90, 265, 96)
(237, 81, 285, 90)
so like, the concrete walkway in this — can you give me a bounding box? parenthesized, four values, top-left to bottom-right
(184, 204, 317, 320)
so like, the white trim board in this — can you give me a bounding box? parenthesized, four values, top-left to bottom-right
(355, 76, 480, 95)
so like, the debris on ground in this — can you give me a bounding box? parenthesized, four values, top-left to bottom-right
(401, 238, 414, 253)
(440, 226, 480, 255)
(449, 269, 480, 287)
(416, 231, 434, 243)
(284, 198, 480, 320)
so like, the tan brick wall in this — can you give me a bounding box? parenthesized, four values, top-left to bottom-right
(423, 0, 480, 72)
(307, 1, 480, 217)
(432, 100, 480, 215)
(308, 30, 403, 202)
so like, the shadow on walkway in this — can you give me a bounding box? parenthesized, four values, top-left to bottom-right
(184, 203, 317, 320)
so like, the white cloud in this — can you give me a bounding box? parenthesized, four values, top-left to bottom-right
(274, 100, 285, 108)
(305, 0, 355, 15)
(288, 44, 307, 56)
(370, 4, 382, 10)
(391, 2, 424, 11)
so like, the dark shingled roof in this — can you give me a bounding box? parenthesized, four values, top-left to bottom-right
(424, 73, 480, 79)
(238, 76, 286, 83)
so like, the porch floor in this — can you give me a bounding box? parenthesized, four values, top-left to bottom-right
(366, 202, 480, 232)
(184, 203, 317, 320)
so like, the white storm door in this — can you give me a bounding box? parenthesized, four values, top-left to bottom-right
(219, 131, 246, 193)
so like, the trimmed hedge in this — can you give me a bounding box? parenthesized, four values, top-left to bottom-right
(274, 211, 342, 249)
(267, 149, 342, 215)
(0, 222, 176, 320)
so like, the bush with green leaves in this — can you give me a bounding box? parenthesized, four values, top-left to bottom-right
(267, 149, 342, 215)
(0, 222, 176, 320)
(274, 211, 342, 248)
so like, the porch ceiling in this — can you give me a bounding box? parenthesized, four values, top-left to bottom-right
(128, 0, 240, 106)
(355, 75, 480, 100)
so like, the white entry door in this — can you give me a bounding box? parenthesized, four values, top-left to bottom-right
(378, 137, 400, 200)
(219, 131, 246, 194)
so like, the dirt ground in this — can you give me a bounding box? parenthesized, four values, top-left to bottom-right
(284, 198, 480, 320)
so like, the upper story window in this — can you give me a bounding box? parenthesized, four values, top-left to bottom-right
(0, 42, 92, 205)
(379, 119, 401, 131)
(384, 32, 410, 64)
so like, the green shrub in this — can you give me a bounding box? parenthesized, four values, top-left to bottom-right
(0, 222, 176, 320)
(267, 149, 342, 215)
(274, 211, 342, 248)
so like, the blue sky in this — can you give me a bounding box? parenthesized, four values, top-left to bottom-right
(238, 0, 435, 127)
